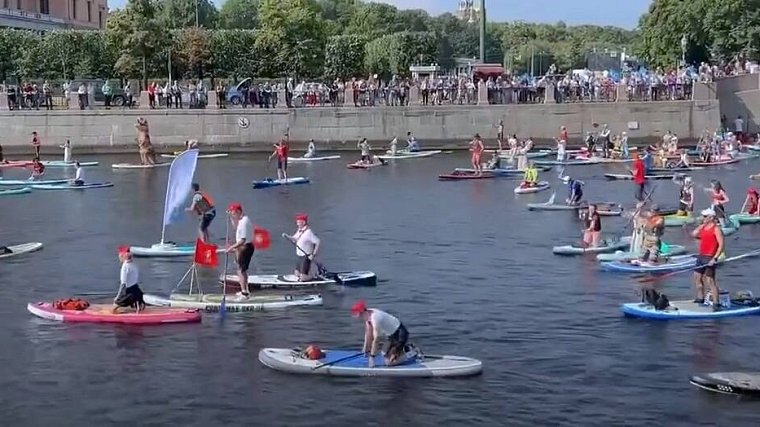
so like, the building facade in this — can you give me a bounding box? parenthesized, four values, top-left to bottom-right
(0, 0, 108, 32)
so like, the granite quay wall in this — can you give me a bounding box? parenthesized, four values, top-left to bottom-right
(0, 101, 720, 155)
(705, 73, 760, 134)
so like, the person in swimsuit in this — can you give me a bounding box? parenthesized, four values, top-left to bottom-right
(135, 117, 156, 165)
(639, 205, 665, 263)
(112, 246, 146, 314)
(566, 178, 584, 205)
(710, 180, 729, 226)
(555, 131, 567, 163)
(226, 202, 254, 300)
(740, 188, 760, 216)
(269, 136, 289, 181)
(692, 208, 725, 311)
(496, 120, 505, 143)
(186, 183, 216, 242)
(406, 132, 419, 152)
(29, 158, 45, 180)
(352, 300, 411, 368)
(675, 176, 694, 216)
(357, 138, 373, 164)
(282, 213, 321, 282)
(70, 161, 85, 186)
(469, 133, 484, 176)
(521, 163, 538, 187)
(31, 131, 41, 158)
(304, 139, 316, 158)
(582, 204, 602, 247)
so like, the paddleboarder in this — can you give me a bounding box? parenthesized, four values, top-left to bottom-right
(675, 176, 694, 216)
(469, 134, 484, 176)
(60, 139, 72, 163)
(566, 177, 584, 205)
(70, 161, 85, 186)
(357, 138, 373, 165)
(29, 158, 45, 180)
(112, 246, 146, 314)
(709, 180, 730, 226)
(521, 163, 539, 188)
(555, 126, 568, 162)
(351, 300, 410, 368)
(486, 151, 503, 170)
(226, 203, 254, 300)
(186, 183, 216, 242)
(304, 139, 316, 158)
(639, 205, 665, 263)
(741, 188, 760, 216)
(388, 136, 399, 156)
(31, 131, 41, 158)
(406, 132, 419, 152)
(692, 208, 725, 311)
(582, 204, 602, 248)
(135, 117, 156, 165)
(282, 213, 321, 282)
(185, 139, 199, 150)
(269, 136, 289, 181)
(630, 151, 647, 201)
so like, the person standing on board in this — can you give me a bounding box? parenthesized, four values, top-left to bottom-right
(598, 124, 611, 158)
(269, 135, 289, 181)
(186, 183, 216, 243)
(674, 176, 694, 216)
(709, 180, 730, 226)
(692, 208, 724, 311)
(357, 138, 373, 164)
(740, 188, 760, 216)
(60, 139, 72, 163)
(282, 213, 321, 282)
(630, 151, 647, 201)
(226, 203, 254, 300)
(582, 204, 602, 248)
(734, 115, 745, 143)
(555, 126, 568, 162)
(31, 131, 41, 159)
(112, 246, 146, 314)
(351, 300, 410, 368)
(638, 205, 665, 263)
(135, 117, 156, 165)
(388, 136, 399, 156)
(469, 133, 484, 176)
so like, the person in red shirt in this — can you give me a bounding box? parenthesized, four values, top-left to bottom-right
(268, 134, 290, 181)
(741, 188, 760, 216)
(629, 151, 647, 201)
(692, 208, 724, 311)
(31, 131, 40, 158)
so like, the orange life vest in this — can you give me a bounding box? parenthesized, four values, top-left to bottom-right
(53, 298, 90, 311)
(194, 191, 214, 214)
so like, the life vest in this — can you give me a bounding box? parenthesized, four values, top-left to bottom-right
(645, 215, 664, 237)
(53, 298, 90, 311)
(524, 167, 537, 182)
(680, 186, 692, 202)
(194, 191, 214, 214)
(302, 344, 325, 360)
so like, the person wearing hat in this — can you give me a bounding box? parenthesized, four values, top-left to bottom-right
(282, 213, 321, 281)
(692, 208, 725, 311)
(186, 183, 216, 242)
(112, 246, 145, 313)
(468, 133, 484, 176)
(674, 176, 694, 216)
(639, 204, 664, 263)
(351, 300, 409, 368)
(226, 202, 254, 299)
(741, 188, 760, 216)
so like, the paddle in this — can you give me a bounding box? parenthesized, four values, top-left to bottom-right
(281, 235, 343, 285)
(312, 351, 365, 371)
(636, 248, 760, 284)
(220, 211, 231, 321)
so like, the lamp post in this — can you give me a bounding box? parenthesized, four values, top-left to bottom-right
(479, 0, 486, 63)
(195, 0, 199, 27)
(680, 35, 687, 66)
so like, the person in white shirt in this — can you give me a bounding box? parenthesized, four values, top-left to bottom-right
(112, 246, 145, 313)
(282, 213, 320, 281)
(351, 300, 410, 368)
(226, 202, 254, 299)
(304, 139, 316, 158)
(734, 115, 745, 142)
(406, 132, 419, 152)
(71, 161, 85, 186)
(60, 139, 72, 163)
(388, 136, 398, 155)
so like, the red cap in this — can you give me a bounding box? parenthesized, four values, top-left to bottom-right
(227, 202, 242, 212)
(351, 300, 366, 315)
(117, 245, 130, 255)
(749, 188, 759, 195)
(295, 213, 308, 222)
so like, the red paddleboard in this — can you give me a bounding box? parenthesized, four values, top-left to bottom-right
(27, 302, 201, 324)
(347, 161, 384, 169)
(0, 160, 33, 169)
(438, 171, 496, 181)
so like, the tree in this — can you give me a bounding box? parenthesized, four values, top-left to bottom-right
(324, 34, 367, 80)
(636, 0, 709, 68)
(158, 0, 218, 28)
(176, 27, 213, 79)
(346, 2, 406, 39)
(110, 0, 169, 87)
(211, 29, 259, 79)
(217, 0, 259, 30)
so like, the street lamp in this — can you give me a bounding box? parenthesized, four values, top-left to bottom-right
(680, 35, 687, 66)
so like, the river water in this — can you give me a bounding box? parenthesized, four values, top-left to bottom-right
(2, 152, 760, 426)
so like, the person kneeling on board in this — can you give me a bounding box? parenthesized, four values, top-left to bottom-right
(226, 203, 254, 300)
(566, 178, 584, 205)
(486, 151, 502, 170)
(638, 205, 665, 263)
(28, 158, 45, 180)
(521, 162, 539, 188)
(112, 246, 146, 313)
(692, 208, 725, 311)
(740, 187, 760, 216)
(69, 162, 85, 186)
(582, 204, 602, 247)
(282, 213, 321, 282)
(406, 132, 420, 152)
(352, 300, 410, 368)
(304, 139, 317, 158)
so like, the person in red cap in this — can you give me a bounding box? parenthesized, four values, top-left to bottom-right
(740, 188, 760, 216)
(226, 202, 254, 299)
(112, 246, 145, 313)
(351, 300, 410, 368)
(282, 213, 321, 281)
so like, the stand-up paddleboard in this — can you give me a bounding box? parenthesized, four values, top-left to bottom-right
(722, 217, 741, 236)
(528, 202, 623, 216)
(622, 299, 760, 320)
(252, 177, 310, 189)
(0, 242, 43, 259)
(0, 160, 32, 169)
(498, 151, 550, 159)
(533, 159, 600, 166)
(258, 348, 483, 377)
(691, 158, 741, 167)
(690, 372, 760, 396)
(664, 213, 696, 226)
(41, 160, 99, 167)
(221, 271, 377, 288)
(161, 153, 229, 159)
(514, 181, 550, 194)
(438, 170, 496, 181)
(377, 150, 441, 160)
(0, 178, 67, 186)
(572, 155, 633, 164)
(143, 293, 323, 312)
(30, 182, 114, 191)
(288, 155, 341, 162)
(27, 302, 201, 324)
(553, 236, 631, 255)
(596, 244, 687, 262)
(454, 166, 552, 175)
(604, 173, 679, 180)
(347, 160, 385, 169)
(752, 174, 760, 181)
(730, 213, 760, 225)
(0, 187, 31, 196)
(649, 166, 703, 172)
(601, 255, 697, 273)
(130, 242, 224, 257)
(112, 162, 171, 169)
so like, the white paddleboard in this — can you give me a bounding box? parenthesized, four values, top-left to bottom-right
(288, 155, 341, 162)
(160, 153, 229, 159)
(377, 150, 441, 160)
(112, 162, 171, 169)
(0, 242, 43, 259)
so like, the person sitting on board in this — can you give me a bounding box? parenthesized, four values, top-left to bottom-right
(672, 149, 690, 169)
(673, 176, 694, 216)
(469, 134, 484, 176)
(740, 188, 760, 216)
(388, 136, 398, 156)
(28, 158, 45, 180)
(584, 131, 595, 154)
(304, 139, 316, 158)
(69, 161, 85, 186)
(566, 178, 584, 205)
(0, 245, 12, 254)
(638, 205, 665, 263)
(521, 163, 539, 188)
(282, 213, 321, 282)
(486, 151, 502, 170)
(709, 180, 730, 226)
(226, 203, 254, 300)
(357, 138, 373, 165)
(186, 183, 216, 243)
(692, 208, 725, 311)
(406, 132, 419, 152)
(269, 136, 289, 181)
(582, 204, 602, 248)
(60, 139, 72, 163)
(351, 300, 410, 368)
(112, 246, 146, 314)
(185, 139, 199, 151)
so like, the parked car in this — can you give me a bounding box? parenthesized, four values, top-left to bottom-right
(67, 79, 127, 106)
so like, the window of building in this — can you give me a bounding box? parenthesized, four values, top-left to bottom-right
(98, 9, 103, 28)
(72, 0, 77, 19)
(40, 0, 49, 14)
(87, 1, 91, 21)
(3, 0, 8, 10)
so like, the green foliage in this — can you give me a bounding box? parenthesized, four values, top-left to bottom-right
(324, 34, 367, 80)
(217, 0, 259, 30)
(111, 0, 171, 86)
(210, 29, 259, 79)
(158, 0, 218, 28)
(175, 28, 213, 79)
